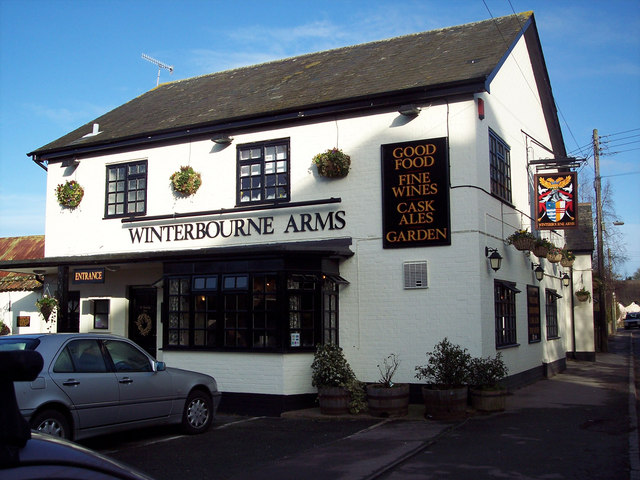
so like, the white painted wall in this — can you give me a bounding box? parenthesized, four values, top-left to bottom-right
(42, 34, 582, 397)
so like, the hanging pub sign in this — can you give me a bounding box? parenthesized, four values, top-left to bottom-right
(72, 268, 105, 284)
(535, 172, 578, 230)
(381, 138, 451, 248)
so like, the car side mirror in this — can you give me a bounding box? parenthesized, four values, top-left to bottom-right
(155, 361, 166, 372)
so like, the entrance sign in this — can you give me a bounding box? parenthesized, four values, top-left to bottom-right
(381, 138, 451, 248)
(535, 173, 577, 230)
(72, 268, 105, 284)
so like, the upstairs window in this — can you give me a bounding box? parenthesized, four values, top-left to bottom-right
(489, 129, 511, 204)
(237, 140, 290, 205)
(105, 160, 147, 218)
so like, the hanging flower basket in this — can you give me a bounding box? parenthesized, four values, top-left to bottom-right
(560, 249, 575, 268)
(170, 166, 202, 195)
(56, 180, 84, 208)
(575, 289, 591, 303)
(533, 238, 553, 258)
(547, 247, 562, 263)
(506, 229, 536, 251)
(36, 295, 59, 322)
(312, 148, 351, 178)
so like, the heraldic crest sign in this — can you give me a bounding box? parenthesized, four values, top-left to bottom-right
(535, 172, 578, 230)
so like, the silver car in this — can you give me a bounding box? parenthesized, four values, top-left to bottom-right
(0, 333, 221, 441)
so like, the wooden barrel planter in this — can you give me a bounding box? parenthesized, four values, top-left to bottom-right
(366, 384, 410, 417)
(422, 385, 468, 419)
(317, 386, 350, 415)
(470, 388, 507, 412)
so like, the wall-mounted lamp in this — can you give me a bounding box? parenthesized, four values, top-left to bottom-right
(531, 263, 544, 282)
(398, 105, 421, 116)
(485, 247, 502, 272)
(562, 273, 571, 288)
(212, 134, 233, 145)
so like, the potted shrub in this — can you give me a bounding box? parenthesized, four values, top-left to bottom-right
(575, 287, 591, 303)
(311, 343, 362, 415)
(56, 180, 84, 208)
(532, 238, 553, 258)
(312, 148, 351, 178)
(506, 229, 536, 251)
(469, 353, 509, 412)
(170, 166, 202, 195)
(415, 338, 471, 419)
(546, 246, 562, 263)
(367, 353, 410, 417)
(0, 320, 10, 336)
(560, 249, 576, 268)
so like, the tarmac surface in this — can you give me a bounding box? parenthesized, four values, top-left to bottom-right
(100, 331, 638, 479)
(233, 331, 637, 480)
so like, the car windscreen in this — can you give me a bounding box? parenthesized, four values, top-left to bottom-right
(0, 337, 41, 351)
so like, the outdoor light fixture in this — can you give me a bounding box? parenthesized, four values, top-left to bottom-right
(531, 263, 544, 282)
(398, 105, 421, 116)
(562, 273, 571, 288)
(485, 247, 502, 272)
(212, 134, 233, 144)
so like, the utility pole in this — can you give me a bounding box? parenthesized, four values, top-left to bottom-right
(593, 128, 607, 352)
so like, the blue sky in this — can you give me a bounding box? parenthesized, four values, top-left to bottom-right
(1, 0, 639, 277)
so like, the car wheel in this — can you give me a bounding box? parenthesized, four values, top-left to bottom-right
(182, 390, 212, 434)
(30, 409, 71, 439)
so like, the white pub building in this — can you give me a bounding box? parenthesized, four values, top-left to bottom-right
(2, 12, 595, 414)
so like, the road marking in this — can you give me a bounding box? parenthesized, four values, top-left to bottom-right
(629, 332, 640, 480)
(214, 416, 265, 429)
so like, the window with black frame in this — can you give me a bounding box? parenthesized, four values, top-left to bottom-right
(489, 129, 511, 204)
(545, 289, 560, 339)
(165, 271, 338, 351)
(105, 160, 147, 217)
(237, 140, 289, 205)
(494, 280, 520, 348)
(527, 285, 541, 343)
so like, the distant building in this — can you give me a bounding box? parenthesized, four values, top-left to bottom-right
(0, 236, 45, 334)
(0, 12, 595, 414)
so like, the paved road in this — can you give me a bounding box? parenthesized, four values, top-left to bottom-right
(84, 331, 638, 479)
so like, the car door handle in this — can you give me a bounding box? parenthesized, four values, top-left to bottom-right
(63, 379, 81, 386)
(119, 377, 133, 384)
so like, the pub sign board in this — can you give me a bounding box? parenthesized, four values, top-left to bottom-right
(381, 138, 451, 248)
(535, 172, 578, 230)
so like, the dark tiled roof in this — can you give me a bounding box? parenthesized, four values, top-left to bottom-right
(0, 236, 45, 292)
(31, 12, 539, 158)
(565, 203, 595, 252)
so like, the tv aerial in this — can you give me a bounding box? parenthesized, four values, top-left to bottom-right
(141, 53, 174, 86)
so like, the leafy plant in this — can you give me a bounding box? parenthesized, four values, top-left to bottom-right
(311, 343, 355, 388)
(505, 229, 536, 245)
(36, 295, 59, 322)
(344, 378, 367, 414)
(561, 249, 576, 261)
(312, 148, 351, 178)
(170, 166, 202, 195)
(469, 353, 508, 390)
(376, 353, 401, 388)
(575, 287, 591, 302)
(415, 338, 471, 388)
(0, 320, 10, 336)
(56, 180, 84, 208)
